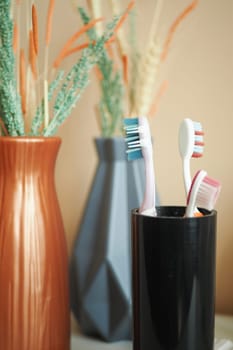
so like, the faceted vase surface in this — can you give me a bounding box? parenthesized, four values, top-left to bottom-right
(70, 137, 147, 341)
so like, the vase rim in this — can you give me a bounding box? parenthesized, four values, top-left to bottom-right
(0, 136, 61, 143)
(94, 136, 125, 145)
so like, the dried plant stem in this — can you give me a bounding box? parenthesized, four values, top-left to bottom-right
(53, 18, 104, 69)
(44, 80, 49, 128)
(0, 118, 9, 136)
(43, 0, 55, 128)
(109, 0, 129, 93)
(128, 5, 138, 113)
(31, 3, 41, 120)
(161, 0, 199, 61)
(0, 0, 24, 135)
(0, 0, 124, 136)
(134, 37, 162, 116)
(26, 69, 37, 133)
(109, 0, 120, 19)
(29, 30, 37, 79)
(147, 0, 164, 46)
(94, 66, 102, 81)
(44, 0, 55, 79)
(28, 26, 39, 127)
(61, 43, 89, 62)
(56, 36, 116, 69)
(44, 46, 49, 82)
(114, 1, 135, 33)
(122, 54, 128, 85)
(109, 0, 128, 57)
(32, 4, 39, 56)
(110, 0, 135, 96)
(15, 1, 21, 93)
(20, 49, 26, 115)
(89, 0, 103, 36)
(132, 0, 164, 116)
(13, 21, 20, 105)
(13, 23, 18, 53)
(25, 1, 32, 126)
(26, 0, 33, 32)
(46, 0, 55, 47)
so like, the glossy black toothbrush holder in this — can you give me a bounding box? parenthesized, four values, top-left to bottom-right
(131, 206, 217, 350)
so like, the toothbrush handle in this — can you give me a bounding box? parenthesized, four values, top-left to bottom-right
(183, 157, 191, 196)
(185, 200, 195, 218)
(185, 170, 207, 217)
(140, 153, 156, 216)
(183, 158, 200, 215)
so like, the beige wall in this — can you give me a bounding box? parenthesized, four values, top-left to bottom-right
(42, 0, 233, 314)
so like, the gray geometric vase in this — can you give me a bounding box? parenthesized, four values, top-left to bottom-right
(70, 137, 146, 341)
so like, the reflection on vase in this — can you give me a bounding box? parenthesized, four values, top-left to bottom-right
(0, 137, 70, 350)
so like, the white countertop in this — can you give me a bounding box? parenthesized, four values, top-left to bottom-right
(71, 314, 233, 350)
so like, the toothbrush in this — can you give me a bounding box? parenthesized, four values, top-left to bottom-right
(178, 118, 204, 196)
(124, 116, 157, 217)
(185, 169, 221, 217)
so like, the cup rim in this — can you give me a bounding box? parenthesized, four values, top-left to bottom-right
(132, 206, 217, 220)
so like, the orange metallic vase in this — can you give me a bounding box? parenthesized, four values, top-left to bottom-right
(0, 137, 70, 350)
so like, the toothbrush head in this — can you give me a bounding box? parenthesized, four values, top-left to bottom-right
(124, 116, 156, 216)
(124, 117, 153, 161)
(186, 170, 221, 216)
(194, 171, 221, 211)
(179, 118, 204, 159)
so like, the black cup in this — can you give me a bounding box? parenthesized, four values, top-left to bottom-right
(131, 206, 217, 350)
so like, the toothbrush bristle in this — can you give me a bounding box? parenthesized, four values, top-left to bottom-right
(124, 117, 151, 161)
(192, 121, 204, 158)
(196, 174, 221, 211)
(192, 145, 204, 158)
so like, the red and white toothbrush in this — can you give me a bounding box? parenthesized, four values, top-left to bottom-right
(185, 170, 221, 217)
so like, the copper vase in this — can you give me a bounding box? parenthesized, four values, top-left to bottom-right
(0, 137, 70, 350)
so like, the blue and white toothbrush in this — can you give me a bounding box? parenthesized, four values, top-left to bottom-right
(124, 116, 157, 217)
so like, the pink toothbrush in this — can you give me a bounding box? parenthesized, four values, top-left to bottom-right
(185, 169, 221, 217)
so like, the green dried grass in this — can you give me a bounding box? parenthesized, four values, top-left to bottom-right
(0, 0, 121, 136)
